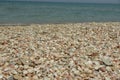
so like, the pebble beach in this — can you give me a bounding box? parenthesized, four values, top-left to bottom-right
(0, 22, 120, 80)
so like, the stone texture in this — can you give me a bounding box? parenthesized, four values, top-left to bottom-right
(0, 22, 120, 79)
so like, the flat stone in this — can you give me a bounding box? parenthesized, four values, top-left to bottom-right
(102, 57, 113, 66)
(106, 66, 112, 71)
(11, 70, 18, 74)
(8, 76, 14, 80)
(33, 75, 39, 79)
(99, 67, 106, 72)
(24, 65, 29, 69)
(0, 75, 3, 79)
(94, 64, 104, 70)
(84, 68, 92, 74)
(105, 77, 111, 80)
(23, 70, 28, 74)
(24, 77, 30, 80)
(14, 65, 19, 69)
(69, 60, 74, 67)
(28, 68, 34, 73)
(14, 74, 22, 80)
(85, 60, 93, 67)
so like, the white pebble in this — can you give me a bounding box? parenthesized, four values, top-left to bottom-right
(24, 65, 29, 69)
(69, 60, 74, 66)
(105, 77, 111, 80)
(28, 68, 34, 73)
(15, 65, 19, 69)
(23, 70, 28, 74)
(0, 75, 3, 79)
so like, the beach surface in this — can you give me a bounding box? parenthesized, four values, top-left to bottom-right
(0, 22, 120, 79)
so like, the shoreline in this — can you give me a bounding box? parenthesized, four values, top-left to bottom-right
(0, 22, 120, 79)
(0, 22, 120, 26)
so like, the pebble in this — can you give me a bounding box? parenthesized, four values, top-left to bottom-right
(7, 76, 14, 80)
(23, 70, 28, 74)
(0, 75, 3, 79)
(106, 66, 112, 71)
(99, 67, 106, 72)
(33, 75, 39, 79)
(24, 65, 29, 69)
(28, 68, 34, 73)
(15, 65, 19, 69)
(84, 68, 92, 74)
(85, 60, 93, 68)
(14, 74, 22, 80)
(94, 65, 104, 70)
(105, 77, 111, 80)
(11, 70, 18, 74)
(69, 60, 75, 67)
(24, 77, 30, 80)
(102, 57, 113, 66)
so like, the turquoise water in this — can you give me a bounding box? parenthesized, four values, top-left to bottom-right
(0, 1, 120, 24)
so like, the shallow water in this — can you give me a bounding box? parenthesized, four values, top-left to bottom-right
(0, 1, 120, 24)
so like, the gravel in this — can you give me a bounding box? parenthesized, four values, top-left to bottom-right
(0, 22, 120, 79)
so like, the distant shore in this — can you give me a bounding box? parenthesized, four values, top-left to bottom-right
(0, 22, 120, 79)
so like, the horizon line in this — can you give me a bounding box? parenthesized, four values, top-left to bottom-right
(1, 0, 120, 4)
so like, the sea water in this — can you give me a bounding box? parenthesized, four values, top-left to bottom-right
(0, 1, 120, 24)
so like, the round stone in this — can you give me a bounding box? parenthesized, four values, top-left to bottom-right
(33, 75, 39, 79)
(106, 67, 112, 71)
(23, 70, 28, 74)
(28, 68, 34, 73)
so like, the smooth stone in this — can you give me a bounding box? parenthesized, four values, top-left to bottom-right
(23, 70, 28, 74)
(69, 60, 74, 67)
(28, 68, 34, 73)
(14, 74, 22, 80)
(33, 75, 39, 79)
(11, 70, 18, 74)
(14, 65, 19, 69)
(105, 77, 111, 80)
(102, 57, 112, 66)
(94, 65, 104, 70)
(106, 66, 112, 71)
(8, 76, 14, 80)
(84, 68, 92, 74)
(99, 67, 106, 72)
(0, 75, 3, 79)
(24, 65, 29, 69)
